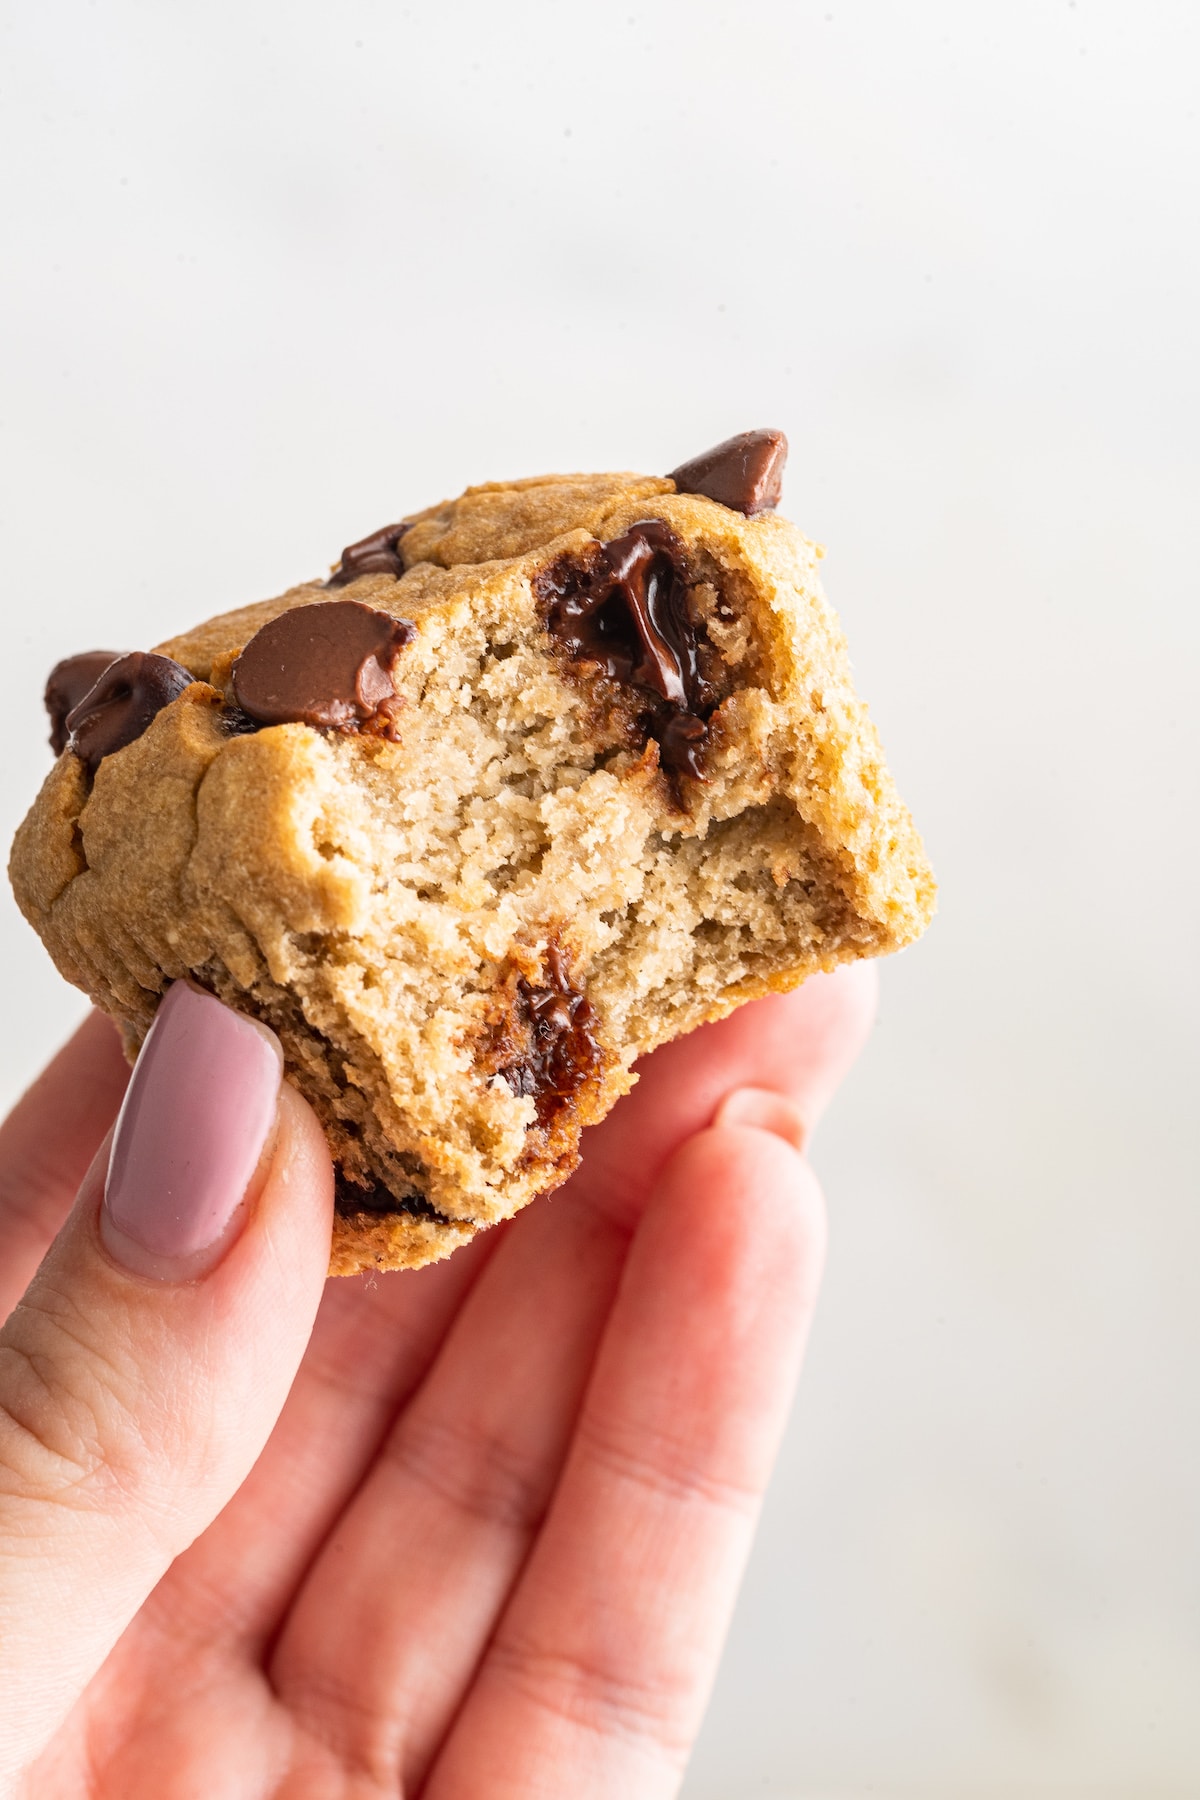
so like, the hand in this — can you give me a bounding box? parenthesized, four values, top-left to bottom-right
(0, 966, 875, 1798)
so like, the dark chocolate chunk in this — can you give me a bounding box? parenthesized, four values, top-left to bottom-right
(231, 601, 417, 737)
(667, 428, 788, 515)
(499, 945, 602, 1126)
(333, 1167, 448, 1222)
(659, 711, 709, 781)
(45, 651, 123, 755)
(327, 521, 410, 587)
(65, 652, 196, 774)
(537, 520, 716, 792)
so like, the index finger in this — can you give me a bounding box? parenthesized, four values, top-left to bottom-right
(0, 1009, 129, 1317)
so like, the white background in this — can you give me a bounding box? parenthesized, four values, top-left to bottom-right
(1, 3, 1197, 1795)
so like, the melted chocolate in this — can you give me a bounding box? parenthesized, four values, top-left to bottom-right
(231, 601, 417, 737)
(668, 428, 788, 515)
(658, 710, 709, 781)
(333, 1168, 448, 1222)
(499, 946, 601, 1126)
(218, 703, 262, 738)
(65, 652, 196, 774)
(45, 651, 123, 755)
(327, 521, 410, 587)
(537, 520, 716, 791)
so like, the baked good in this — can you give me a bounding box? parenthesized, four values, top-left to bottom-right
(10, 431, 935, 1273)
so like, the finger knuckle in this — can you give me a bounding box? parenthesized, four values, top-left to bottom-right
(387, 1409, 550, 1536)
(576, 1408, 761, 1519)
(489, 1632, 695, 1761)
(0, 1291, 150, 1513)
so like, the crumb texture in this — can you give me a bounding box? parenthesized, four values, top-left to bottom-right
(10, 472, 935, 1273)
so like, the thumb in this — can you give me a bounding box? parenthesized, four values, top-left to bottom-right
(0, 981, 333, 1782)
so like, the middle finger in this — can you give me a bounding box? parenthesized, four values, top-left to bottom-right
(264, 968, 874, 1780)
(141, 967, 873, 1659)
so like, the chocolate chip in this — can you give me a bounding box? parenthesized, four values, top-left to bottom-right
(65, 652, 196, 774)
(498, 946, 602, 1126)
(327, 521, 410, 587)
(537, 521, 716, 794)
(231, 601, 417, 736)
(45, 651, 123, 756)
(667, 428, 788, 515)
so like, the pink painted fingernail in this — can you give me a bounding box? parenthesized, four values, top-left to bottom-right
(713, 1085, 809, 1153)
(102, 982, 283, 1279)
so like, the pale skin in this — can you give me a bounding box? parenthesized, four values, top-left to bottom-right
(0, 965, 876, 1797)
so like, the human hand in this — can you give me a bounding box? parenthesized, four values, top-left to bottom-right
(0, 965, 875, 1798)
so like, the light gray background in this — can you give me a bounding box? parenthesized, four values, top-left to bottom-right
(1, 3, 1197, 1795)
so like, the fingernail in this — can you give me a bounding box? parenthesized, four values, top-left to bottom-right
(102, 982, 283, 1279)
(713, 1085, 808, 1153)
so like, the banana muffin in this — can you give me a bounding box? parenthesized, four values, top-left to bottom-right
(10, 431, 935, 1273)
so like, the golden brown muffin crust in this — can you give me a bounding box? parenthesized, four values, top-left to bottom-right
(10, 466, 935, 1273)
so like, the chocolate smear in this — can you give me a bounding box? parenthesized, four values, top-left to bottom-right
(65, 652, 196, 774)
(538, 519, 716, 791)
(327, 521, 410, 587)
(667, 428, 788, 515)
(499, 947, 602, 1126)
(232, 600, 417, 737)
(333, 1168, 448, 1222)
(45, 651, 123, 755)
